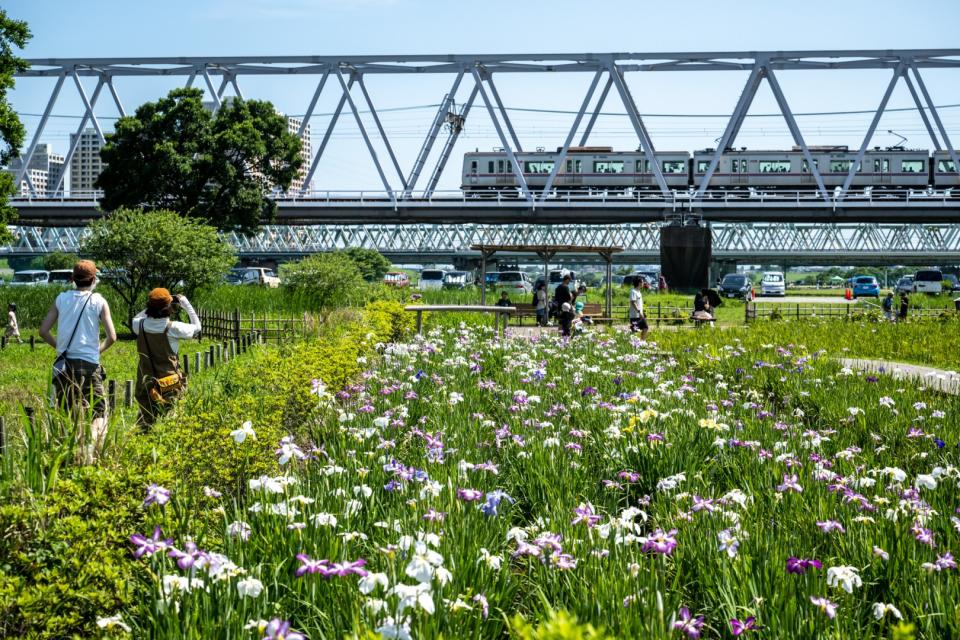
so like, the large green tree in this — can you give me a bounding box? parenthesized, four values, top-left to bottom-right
(0, 10, 30, 244)
(343, 247, 392, 282)
(83, 208, 235, 326)
(96, 88, 303, 235)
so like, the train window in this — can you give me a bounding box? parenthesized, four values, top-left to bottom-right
(470, 160, 478, 173)
(497, 160, 504, 174)
(696, 160, 710, 173)
(661, 161, 685, 174)
(901, 160, 924, 173)
(801, 159, 819, 173)
(565, 159, 583, 173)
(593, 161, 624, 173)
(487, 161, 495, 173)
(829, 160, 858, 173)
(939, 160, 957, 172)
(739, 160, 748, 173)
(758, 161, 791, 173)
(873, 159, 889, 173)
(524, 161, 555, 174)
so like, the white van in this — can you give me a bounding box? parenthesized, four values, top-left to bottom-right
(418, 269, 446, 291)
(912, 269, 943, 294)
(760, 271, 785, 297)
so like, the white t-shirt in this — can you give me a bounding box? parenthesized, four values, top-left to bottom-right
(536, 288, 547, 310)
(55, 290, 107, 364)
(132, 297, 201, 354)
(629, 288, 644, 318)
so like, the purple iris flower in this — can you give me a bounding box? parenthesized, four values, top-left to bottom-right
(168, 541, 206, 571)
(480, 490, 515, 517)
(673, 607, 705, 638)
(816, 520, 845, 534)
(130, 526, 172, 559)
(571, 503, 602, 527)
(786, 557, 822, 574)
(642, 529, 678, 555)
(327, 559, 368, 577)
(143, 483, 170, 507)
(261, 618, 305, 640)
(295, 554, 331, 577)
(730, 617, 759, 635)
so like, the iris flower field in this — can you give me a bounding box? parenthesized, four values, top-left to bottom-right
(119, 322, 959, 639)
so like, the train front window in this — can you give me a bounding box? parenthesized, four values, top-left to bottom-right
(758, 160, 791, 173)
(593, 161, 624, 173)
(661, 161, 685, 174)
(873, 159, 889, 173)
(939, 160, 957, 172)
(524, 161, 555, 174)
(901, 160, 924, 173)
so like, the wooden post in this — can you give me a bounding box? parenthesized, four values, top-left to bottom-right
(124, 380, 133, 408)
(208, 345, 215, 367)
(1, 336, 5, 349)
(194, 352, 202, 373)
(29, 335, 35, 350)
(745, 301, 750, 323)
(108, 379, 117, 409)
(416, 311, 423, 335)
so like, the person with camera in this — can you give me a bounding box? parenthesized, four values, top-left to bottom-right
(39, 260, 117, 463)
(132, 288, 201, 428)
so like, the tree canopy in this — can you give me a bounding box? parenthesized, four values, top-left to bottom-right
(343, 247, 392, 282)
(0, 9, 30, 244)
(83, 208, 235, 325)
(96, 88, 304, 235)
(279, 253, 365, 315)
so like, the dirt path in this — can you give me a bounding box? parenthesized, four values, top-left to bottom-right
(839, 358, 960, 395)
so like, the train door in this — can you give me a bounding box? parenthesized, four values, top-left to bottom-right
(801, 158, 819, 187)
(565, 158, 583, 187)
(733, 158, 748, 187)
(496, 159, 514, 186)
(873, 158, 891, 185)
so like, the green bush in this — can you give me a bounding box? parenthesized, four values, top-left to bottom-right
(279, 253, 366, 315)
(364, 299, 416, 343)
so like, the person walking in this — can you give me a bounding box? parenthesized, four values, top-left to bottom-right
(881, 291, 895, 321)
(898, 291, 909, 321)
(5, 303, 23, 344)
(629, 277, 649, 340)
(38, 260, 117, 462)
(554, 275, 573, 309)
(534, 282, 548, 327)
(132, 288, 201, 429)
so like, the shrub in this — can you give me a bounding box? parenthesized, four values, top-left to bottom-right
(364, 300, 416, 343)
(279, 253, 365, 315)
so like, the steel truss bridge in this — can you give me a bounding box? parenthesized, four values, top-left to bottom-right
(9, 49, 960, 226)
(7, 223, 960, 266)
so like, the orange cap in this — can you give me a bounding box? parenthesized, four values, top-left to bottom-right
(147, 287, 173, 309)
(72, 259, 97, 284)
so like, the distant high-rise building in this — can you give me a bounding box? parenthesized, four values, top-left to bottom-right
(4, 143, 65, 195)
(70, 128, 104, 195)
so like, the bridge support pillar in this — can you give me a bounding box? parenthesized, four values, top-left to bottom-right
(660, 224, 711, 292)
(710, 259, 738, 287)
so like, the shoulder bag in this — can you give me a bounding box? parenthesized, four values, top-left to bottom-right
(52, 293, 92, 381)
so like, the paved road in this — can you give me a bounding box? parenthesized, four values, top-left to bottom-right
(839, 358, 960, 395)
(754, 296, 858, 304)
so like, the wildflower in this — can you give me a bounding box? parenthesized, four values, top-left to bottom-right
(730, 617, 759, 635)
(873, 546, 890, 561)
(359, 572, 389, 594)
(809, 596, 837, 619)
(717, 529, 740, 559)
(571, 502, 602, 527)
(826, 566, 862, 593)
(230, 420, 256, 443)
(480, 490, 515, 517)
(405, 543, 445, 583)
(457, 488, 484, 502)
(376, 616, 412, 640)
(261, 618, 305, 640)
(922, 552, 958, 572)
(786, 557, 822, 574)
(276, 436, 307, 465)
(642, 529, 679, 555)
(423, 508, 446, 522)
(872, 602, 903, 621)
(295, 554, 330, 577)
(168, 541, 205, 571)
(389, 582, 435, 615)
(237, 577, 264, 598)
(143, 484, 170, 507)
(550, 551, 578, 570)
(130, 526, 172, 559)
(816, 520, 845, 534)
(879, 396, 895, 408)
(221, 520, 251, 542)
(911, 522, 936, 548)
(203, 486, 222, 498)
(478, 548, 503, 571)
(96, 615, 131, 632)
(777, 473, 803, 493)
(673, 607, 705, 638)
(310, 513, 338, 528)
(473, 593, 490, 619)
(328, 559, 368, 577)
(914, 474, 937, 490)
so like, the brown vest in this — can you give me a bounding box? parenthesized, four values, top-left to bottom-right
(136, 323, 180, 392)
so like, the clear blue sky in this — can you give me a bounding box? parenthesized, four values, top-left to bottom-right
(6, 0, 960, 190)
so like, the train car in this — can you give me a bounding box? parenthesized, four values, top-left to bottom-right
(691, 146, 931, 191)
(461, 147, 690, 193)
(933, 150, 960, 189)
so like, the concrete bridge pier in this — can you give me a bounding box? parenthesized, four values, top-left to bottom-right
(710, 259, 738, 286)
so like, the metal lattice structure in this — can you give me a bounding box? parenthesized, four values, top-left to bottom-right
(13, 49, 960, 204)
(8, 223, 960, 265)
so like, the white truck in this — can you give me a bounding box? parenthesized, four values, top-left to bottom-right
(238, 267, 281, 288)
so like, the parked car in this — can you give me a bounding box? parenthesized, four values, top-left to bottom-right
(484, 272, 501, 287)
(9, 270, 50, 286)
(851, 275, 880, 298)
(913, 269, 943, 294)
(760, 271, 786, 297)
(496, 271, 533, 294)
(719, 273, 753, 300)
(383, 271, 410, 288)
(238, 267, 281, 288)
(548, 269, 577, 293)
(48, 269, 74, 286)
(225, 268, 246, 285)
(894, 276, 914, 294)
(442, 271, 470, 289)
(418, 269, 446, 291)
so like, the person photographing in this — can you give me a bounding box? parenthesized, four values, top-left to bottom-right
(132, 288, 201, 428)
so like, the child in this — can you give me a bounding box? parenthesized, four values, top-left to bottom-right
(5, 303, 22, 344)
(559, 302, 575, 337)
